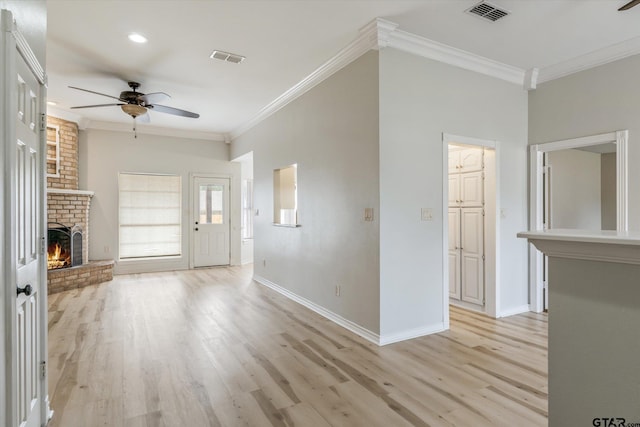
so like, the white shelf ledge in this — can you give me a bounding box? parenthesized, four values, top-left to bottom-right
(518, 229, 640, 265)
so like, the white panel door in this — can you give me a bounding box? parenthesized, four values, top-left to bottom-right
(13, 47, 44, 427)
(460, 171, 484, 207)
(459, 148, 483, 172)
(461, 208, 484, 306)
(192, 177, 230, 267)
(448, 174, 460, 207)
(448, 209, 461, 300)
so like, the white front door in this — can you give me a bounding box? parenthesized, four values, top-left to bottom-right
(5, 16, 47, 427)
(192, 177, 230, 267)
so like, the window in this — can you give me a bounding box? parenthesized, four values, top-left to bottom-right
(273, 164, 298, 226)
(198, 184, 224, 224)
(119, 173, 181, 259)
(241, 179, 254, 239)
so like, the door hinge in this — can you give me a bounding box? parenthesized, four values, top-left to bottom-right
(482, 254, 485, 261)
(40, 236, 46, 255)
(40, 113, 46, 132)
(482, 209, 485, 216)
(41, 361, 47, 378)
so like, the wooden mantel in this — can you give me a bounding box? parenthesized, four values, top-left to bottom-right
(518, 229, 640, 426)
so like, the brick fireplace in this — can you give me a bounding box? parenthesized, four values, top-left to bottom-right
(46, 116, 113, 294)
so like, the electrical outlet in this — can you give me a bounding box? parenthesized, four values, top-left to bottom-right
(335, 285, 341, 297)
(421, 208, 433, 221)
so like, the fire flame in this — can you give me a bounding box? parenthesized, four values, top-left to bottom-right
(47, 242, 71, 270)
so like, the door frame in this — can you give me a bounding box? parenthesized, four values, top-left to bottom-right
(1, 9, 50, 426)
(189, 173, 232, 269)
(528, 130, 629, 312)
(442, 133, 500, 327)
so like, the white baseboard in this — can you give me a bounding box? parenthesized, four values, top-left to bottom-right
(379, 323, 446, 346)
(498, 304, 531, 318)
(253, 275, 380, 345)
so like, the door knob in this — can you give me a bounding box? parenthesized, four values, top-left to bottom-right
(195, 227, 199, 231)
(17, 284, 32, 296)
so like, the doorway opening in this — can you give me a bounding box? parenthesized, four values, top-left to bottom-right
(443, 134, 499, 326)
(528, 130, 629, 312)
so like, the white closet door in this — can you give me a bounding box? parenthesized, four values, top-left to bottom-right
(448, 174, 460, 207)
(460, 171, 484, 207)
(461, 208, 484, 305)
(459, 148, 483, 172)
(448, 209, 461, 300)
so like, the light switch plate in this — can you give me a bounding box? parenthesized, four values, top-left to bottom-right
(421, 208, 433, 221)
(364, 208, 374, 221)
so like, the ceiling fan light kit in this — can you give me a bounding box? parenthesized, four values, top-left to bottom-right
(121, 103, 147, 118)
(69, 81, 199, 127)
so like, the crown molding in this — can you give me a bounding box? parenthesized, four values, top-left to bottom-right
(385, 29, 526, 86)
(537, 36, 640, 84)
(84, 120, 228, 142)
(230, 18, 529, 141)
(229, 18, 381, 140)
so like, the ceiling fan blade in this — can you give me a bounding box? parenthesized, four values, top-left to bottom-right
(150, 104, 199, 118)
(138, 92, 170, 105)
(68, 86, 124, 102)
(619, 0, 640, 10)
(70, 103, 124, 109)
(136, 112, 151, 123)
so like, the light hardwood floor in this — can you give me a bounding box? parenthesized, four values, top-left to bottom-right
(47, 266, 548, 426)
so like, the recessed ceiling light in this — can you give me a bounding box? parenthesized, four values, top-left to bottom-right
(128, 33, 147, 44)
(47, 101, 57, 106)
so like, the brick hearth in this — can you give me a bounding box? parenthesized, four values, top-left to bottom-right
(48, 260, 115, 294)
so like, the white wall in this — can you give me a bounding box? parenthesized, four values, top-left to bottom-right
(378, 48, 529, 337)
(231, 51, 381, 335)
(547, 149, 601, 230)
(529, 53, 640, 231)
(78, 129, 240, 274)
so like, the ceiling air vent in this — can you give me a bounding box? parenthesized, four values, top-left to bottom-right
(466, 1, 509, 22)
(210, 50, 245, 64)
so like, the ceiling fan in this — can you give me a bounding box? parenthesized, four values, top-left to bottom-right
(69, 81, 200, 123)
(619, 0, 640, 10)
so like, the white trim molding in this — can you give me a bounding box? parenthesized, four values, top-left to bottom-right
(498, 305, 531, 318)
(230, 18, 528, 141)
(253, 275, 381, 345)
(379, 324, 446, 346)
(385, 27, 525, 86)
(84, 120, 227, 142)
(519, 229, 640, 266)
(229, 19, 382, 140)
(537, 36, 640, 84)
(528, 130, 629, 312)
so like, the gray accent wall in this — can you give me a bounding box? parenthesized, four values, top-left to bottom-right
(231, 51, 381, 334)
(529, 54, 640, 230)
(378, 48, 529, 336)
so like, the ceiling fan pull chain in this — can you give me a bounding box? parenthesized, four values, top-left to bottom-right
(133, 117, 137, 139)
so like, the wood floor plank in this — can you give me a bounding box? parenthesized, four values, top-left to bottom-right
(47, 265, 547, 426)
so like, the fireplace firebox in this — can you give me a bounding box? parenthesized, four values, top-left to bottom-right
(47, 222, 82, 270)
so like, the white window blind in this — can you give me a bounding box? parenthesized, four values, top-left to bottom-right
(119, 173, 182, 259)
